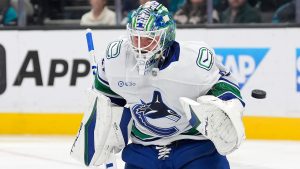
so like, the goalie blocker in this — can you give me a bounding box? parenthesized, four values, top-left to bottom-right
(180, 95, 245, 155)
(70, 88, 132, 167)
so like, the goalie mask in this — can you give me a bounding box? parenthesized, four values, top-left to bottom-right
(127, 1, 176, 75)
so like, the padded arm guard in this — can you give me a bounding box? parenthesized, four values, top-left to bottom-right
(70, 88, 129, 167)
(180, 95, 245, 155)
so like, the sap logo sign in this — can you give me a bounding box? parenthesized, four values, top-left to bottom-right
(296, 49, 300, 92)
(214, 48, 269, 89)
(13, 51, 90, 87)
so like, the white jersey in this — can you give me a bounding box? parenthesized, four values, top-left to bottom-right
(95, 38, 243, 146)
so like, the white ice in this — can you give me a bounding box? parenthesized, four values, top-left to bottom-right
(0, 136, 299, 169)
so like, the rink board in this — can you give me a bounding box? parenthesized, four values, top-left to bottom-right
(0, 113, 300, 140)
(0, 28, 300, 139)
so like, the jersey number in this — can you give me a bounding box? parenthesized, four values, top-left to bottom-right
(196, 47, 214, 71)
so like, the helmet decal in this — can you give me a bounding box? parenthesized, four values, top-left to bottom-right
(127, 1, 176, 75)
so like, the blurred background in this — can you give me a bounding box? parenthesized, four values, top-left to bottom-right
(0, 0, 298, 26)
(0, 0, 300, 169)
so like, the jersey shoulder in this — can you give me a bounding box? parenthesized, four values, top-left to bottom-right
(105, 37, 129, 60)
(177, 41, 217, 73)
(161, 41, 220, 86)
(179, 41, 215, 69)
(97, 37, 129, 73)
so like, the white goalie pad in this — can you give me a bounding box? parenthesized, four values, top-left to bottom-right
(70, 88, 126, 167)
(180, 96, 245, 155)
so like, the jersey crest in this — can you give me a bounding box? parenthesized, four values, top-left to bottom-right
(106, 40, 123, 59)
(196, 47, 214, 70)
(132, 91, 181, 137)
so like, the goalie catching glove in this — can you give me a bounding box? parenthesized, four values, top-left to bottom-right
(180, 95, 245, 155)
(70, 88, 130, 167)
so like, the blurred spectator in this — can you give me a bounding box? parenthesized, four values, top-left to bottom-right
(272, 0, 295, 23)
(123, 0, 139, 13)
(121, 0, 145, 25)
(174, 0, 219, 24)
(245, 0, 292, 22)
(248, 0, 292, 12)
(214, 0, 228, 13)
(11, 0, 34, 24)
(0, 0, 17, 25)
(168, 0, 186, 14)
(11, 0, 34, 16)
(80, 0, 116, 26)
(221, 0, 261, 23)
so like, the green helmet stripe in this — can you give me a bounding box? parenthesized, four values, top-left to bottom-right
(157, 4, 163, 10)
(128, 1, 175, 50)
(132, 16, 137, 28)
(145, 16, 154, 31)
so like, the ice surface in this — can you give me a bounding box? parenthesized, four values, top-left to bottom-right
(0, 136, 299, 169)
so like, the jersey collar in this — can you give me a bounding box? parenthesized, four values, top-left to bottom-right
(158, 41, 180, 70)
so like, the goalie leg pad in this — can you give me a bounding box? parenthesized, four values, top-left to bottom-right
(70, 88, 130, 167)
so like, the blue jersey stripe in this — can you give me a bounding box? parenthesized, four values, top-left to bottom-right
(218, 92, 245, 107)
(219, 77, 240, 89)
(120, 107, 132, 145)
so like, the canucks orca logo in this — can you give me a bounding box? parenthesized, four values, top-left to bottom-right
(132, 91, 181, 137)
(214, 48, 269, 89)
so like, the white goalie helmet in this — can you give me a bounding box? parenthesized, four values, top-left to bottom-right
(127, 1, 176, 75)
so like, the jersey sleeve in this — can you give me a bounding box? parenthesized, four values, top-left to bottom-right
(206, 63, 245, 107)
(94, 57, 126, 106)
